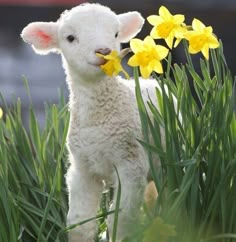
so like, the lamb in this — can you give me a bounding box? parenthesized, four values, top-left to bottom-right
(21, 3, 161, 241)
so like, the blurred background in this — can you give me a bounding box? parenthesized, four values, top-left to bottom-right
(0, 0, 235, 125)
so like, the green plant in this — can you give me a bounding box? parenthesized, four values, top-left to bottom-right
(134, 42, 236, 242)
(0, 87, 69, 242)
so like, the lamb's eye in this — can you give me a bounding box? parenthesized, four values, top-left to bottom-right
(67, 35, 75, 43)
(115, 32, 119, 38)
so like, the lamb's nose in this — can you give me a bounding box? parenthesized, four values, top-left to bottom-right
(95, 48, 111, 55)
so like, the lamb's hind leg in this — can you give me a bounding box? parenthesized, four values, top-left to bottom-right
(108, 166, 147, 241)
(67, 165, 103, 242)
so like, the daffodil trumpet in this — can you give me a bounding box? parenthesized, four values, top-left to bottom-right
(96, 49, 130, 79)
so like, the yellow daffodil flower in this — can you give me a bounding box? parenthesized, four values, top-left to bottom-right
(184, 18, 220, 59)
(96, 50, 129, 79)
(0, 107, 3, 119)
(147, 6, 186, 49)
(128, 36, 169, 79)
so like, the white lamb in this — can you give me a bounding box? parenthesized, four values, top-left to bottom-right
(21, 3, 161, 241)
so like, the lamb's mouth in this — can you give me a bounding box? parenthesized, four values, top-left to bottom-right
(89, 59, 107, 67)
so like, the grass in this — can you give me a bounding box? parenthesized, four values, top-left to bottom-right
(0, 41, 235, 242)
(134, 41, 236, 242)
(0, 89, 69, 242)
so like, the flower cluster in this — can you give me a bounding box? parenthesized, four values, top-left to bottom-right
(98, 6, 220, 79)
(0, 107, 3, 119)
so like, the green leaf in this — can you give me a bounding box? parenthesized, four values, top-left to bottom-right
(142, 217, 176, 242)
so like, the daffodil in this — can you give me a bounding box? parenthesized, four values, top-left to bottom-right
(128, 36, 169, 79)
(147, 6, 186, 49)
(184, 18, 220, 59)
(0, 107, 3, 119)
(96, 50, 129, 79)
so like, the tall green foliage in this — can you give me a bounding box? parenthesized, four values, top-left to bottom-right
(0, 90, 69, 242)
(135, 42, 236, 242)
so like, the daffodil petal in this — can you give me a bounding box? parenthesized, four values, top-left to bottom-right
(208, 36, 220, 48)
(128, 55, 139, 66)
(184, 30, 196, 40)
(130, 38, 144, 53)
(173, 14, 185, 25)
(189, 45, 199, 54)
(105, 55, 118, 60)
(159, 6, 172, 20)
(140, 65, 152, 79)
(192, 18, 205, 31)
(165, 32, 175, 49)
(175, 26, 187, 38)
(144, 36, 156, 46)
(201, 45, 210, 60)
(174, 38, 182, 48)
(101, 62, 113, 76)
(114, 62, 122, 71)
(110, 50, 119, 58)
(150, 27, 161, 39)
(155, 45, 169, 59)
(153, 61, 164, 74)
(205, 26, 213, 34)
(147, 15, 162, 26)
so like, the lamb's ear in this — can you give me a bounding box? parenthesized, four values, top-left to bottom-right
(21, 22, 59, 55)
(117, 12, 144, 43)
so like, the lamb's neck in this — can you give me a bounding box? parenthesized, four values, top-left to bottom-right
(68, 74, 120, 111)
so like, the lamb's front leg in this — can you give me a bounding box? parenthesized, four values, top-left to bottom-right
(67, 164, 103, 242)
(108, 166, 147, 242)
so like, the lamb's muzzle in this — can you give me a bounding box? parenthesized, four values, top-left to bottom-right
(95, 47, 112, 55)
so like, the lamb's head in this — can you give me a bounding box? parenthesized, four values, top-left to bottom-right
(21, 3, 144, 83)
